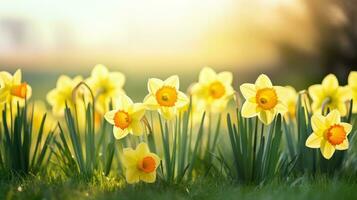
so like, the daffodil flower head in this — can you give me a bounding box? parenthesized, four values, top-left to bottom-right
(240, 74, 288, 125)
(143, 75, 189, 120)
(122, 142, 160, 184)
(104, 94, 145, 139)
(348, 71, 357, 113)
(0, 69, 32, 106)
(305, 110, 352, 159)
(308, 74, 352, 116)
(190, 67, 235, 113)
(86, 64, 126, 114)
(46, 75, 83, 116)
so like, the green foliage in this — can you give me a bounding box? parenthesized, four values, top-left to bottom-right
(53, 83, 115, 178)
(224, 109, 289, 184)
(283, 96, 356, 175)
(0, 103, 54, 176)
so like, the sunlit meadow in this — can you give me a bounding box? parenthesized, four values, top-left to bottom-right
(1, 0, 357, 200)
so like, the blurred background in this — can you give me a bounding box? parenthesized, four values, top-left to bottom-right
(0, 0, 356, 101)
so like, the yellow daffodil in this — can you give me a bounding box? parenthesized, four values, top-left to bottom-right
(104, 94, 145, 139)
(86, 64, 126, 114)
(305, 110, 352, 159)
(348, 71, 357, 113)
(308, 74, 352, 116)
(284, 86, 298, 119)
(143, 75, 189, 120)
(0, 69, 32, 106)
(240, 74, 288, 125)
(122, 142, 160, 184)
(46, 75, 83, 116)
(190, 67, 235, 113)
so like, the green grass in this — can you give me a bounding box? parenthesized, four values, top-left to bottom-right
(0, 173, 356, 200)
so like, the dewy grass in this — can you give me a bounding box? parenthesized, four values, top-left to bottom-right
(0, 102, 54, 176)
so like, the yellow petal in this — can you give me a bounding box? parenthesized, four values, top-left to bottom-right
(199, 67, 216, 83)
(335, 139, 349, 150)
(322, 74, 338, 93)
(126, 169, 140, 184)
(116, 94, 133, 109)
(143, 95, 159, 110)
(26, 84, 32, 100)
(258, 109, 276, 125)
(255, 74, 272, 89)
(311, 113, 326, 135)
(305, 134, 322, 148)
(326, 110, 341, 125)
(140, 172, 156, 183)
(122, 148, 137, 167)
(113, 127, 129, 140)
(320, 140, 335, 159)
(240, 83, 256, 99)
(338, 86, 352, 101)
(109, 72, 125, 87)
(337, 103, 348, 116)
(13, 69, 22, 84)
(159, 107, 176, 120)
(0, 71, 12, 83)
(241, 101, 258, 118)
(275, 101, 288, 114)
(218, 71, 233, 85)
(130, 103, 146, 120)
(340, 122, 352, 135)
(136, 142, 150, 155)
(348, 71, 357, 86)
(164, 75, 179, 90)
(176, 91, 189, 108)
(308, 85, 324, 101)
(92, 64, 108, 78)
(148, 78, 164, 94)
(130, 120, 143, 136)
(104, 110, 116, 125)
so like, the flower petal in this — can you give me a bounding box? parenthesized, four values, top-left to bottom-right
(92, 64, 108, 78)
(326, 110, 341, 125)
(140, 172, 156, 183)
(176, 91, 189, 108)
(241, 101, 258, 118)
(164, 75, 179, 89)
(322, 74, 339, 93)
(311, 113, 326, 135)
(335, 139, 349, 150)
(240, 83, 256, 99)
(255, 74, 273, 89)
(130, 120, 143, 136)
(148, 78, 164, 94)
(308, 84, 324, 101)
(305, 134, 322, 148)
(320, 140, 335, 159)
(143, 95, 159, 110)
(113, 127, 129, 140)
(159, 107, 176, 120)
(13, 69, 22, 84)
(131, 103, 146, 119)
(258, 109, 276, 125)
(136, 142, 150, 155)
(104, 110, 117, 125)
(122, 148, 137, 167)
(218, 71, 233, 85)
(340, 122, 352, 135)
(199, 67, 216, 83)
(275, 101, 288, 114)
(126, 169, 140, 184)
